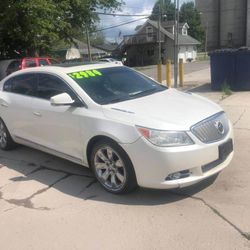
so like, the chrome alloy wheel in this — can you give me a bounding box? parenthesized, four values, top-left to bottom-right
(0, 121, 7, 148)
(94, 146, 127, 192)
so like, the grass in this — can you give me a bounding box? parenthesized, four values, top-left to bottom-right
(196, 52, 210, 61)
(221, 82, 233, 100)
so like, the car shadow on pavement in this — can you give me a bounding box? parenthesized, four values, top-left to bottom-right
(0, 145, 218, 208)
(86, 175, 218, 206)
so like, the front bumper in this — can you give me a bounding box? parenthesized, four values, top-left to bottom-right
(121, 125, 234, 189)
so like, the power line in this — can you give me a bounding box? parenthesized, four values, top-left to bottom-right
(96, 11, 177, 18)
(91, 17, 148, 33)
(95, 12, 150, 17)
(120, 7, 141, 10)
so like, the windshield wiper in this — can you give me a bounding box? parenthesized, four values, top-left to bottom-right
(101, 87, 166, 104)
(102, 97, 129, 105)
(129, 88, 162, 98)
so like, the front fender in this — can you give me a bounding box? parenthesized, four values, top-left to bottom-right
(79, 115, 140, 166)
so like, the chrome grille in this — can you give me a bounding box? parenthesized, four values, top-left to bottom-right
(191, 112, 229, 143)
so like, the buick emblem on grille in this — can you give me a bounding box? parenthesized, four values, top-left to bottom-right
(214, 121, 224, 135)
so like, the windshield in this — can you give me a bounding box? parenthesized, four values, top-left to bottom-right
(68, 67, 167, 104)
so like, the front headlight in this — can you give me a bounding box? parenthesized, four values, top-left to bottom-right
(137, 126, 194, 147)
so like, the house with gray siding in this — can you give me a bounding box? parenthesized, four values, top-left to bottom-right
(122, 19, 200, 66)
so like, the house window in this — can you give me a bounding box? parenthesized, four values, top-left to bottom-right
(146, 26, 153, 38)
(182, 27, 187, 35)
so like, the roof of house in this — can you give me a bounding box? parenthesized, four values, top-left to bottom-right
(142, 20, 200, 45)
(74, 39, 107, 55)
(93, 43, 118, 52)
(161, 20, 188, 29)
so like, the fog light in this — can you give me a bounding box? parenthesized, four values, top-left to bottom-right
(166, 170, 191, 181)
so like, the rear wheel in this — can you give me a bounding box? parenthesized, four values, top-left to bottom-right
(90, 139, 137, 194)
(0, 119, 16, 150)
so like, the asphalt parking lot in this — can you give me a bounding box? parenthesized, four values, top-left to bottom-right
(136, 60, 210, 82)
(0, 85, 250, 250)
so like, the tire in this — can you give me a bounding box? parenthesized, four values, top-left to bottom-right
(0, 118, 16, 150)
(90, 139, 138, 194)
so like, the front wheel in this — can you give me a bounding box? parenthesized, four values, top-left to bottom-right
(90, 140, 137, 194)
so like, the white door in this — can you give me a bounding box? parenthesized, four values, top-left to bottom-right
(30, 73, 83, 160)
(0, 74, 37, 140)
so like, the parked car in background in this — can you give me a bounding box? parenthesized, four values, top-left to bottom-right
(99, 58, 123, 65)
(6, 57, 58, 76)
(0, 59, 15, 81)
(0, 63, 234, 194)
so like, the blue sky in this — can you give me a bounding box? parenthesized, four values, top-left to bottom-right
(99, 0, 193, 42)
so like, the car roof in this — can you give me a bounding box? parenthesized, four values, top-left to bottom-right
(2, 62, 123, 79)
(22, 57, 52, 60)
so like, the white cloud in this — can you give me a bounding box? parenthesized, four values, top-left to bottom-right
(99, 0, 193, 42)
(98, 0, 154, 42)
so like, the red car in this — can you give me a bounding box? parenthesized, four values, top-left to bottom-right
(6, 57, 58, 76)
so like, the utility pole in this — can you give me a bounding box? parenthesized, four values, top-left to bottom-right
(174, 0, 179, 88)
(157, 0, 163, 83)
(205, 19, 208, 58)
(158, 0, 162, 64)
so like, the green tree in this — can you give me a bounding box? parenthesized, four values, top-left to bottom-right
(0, 0, 121, 58)
(150, 0, 175, 21)
(90, 31, 106, 46)
(180, 2, 205, 47)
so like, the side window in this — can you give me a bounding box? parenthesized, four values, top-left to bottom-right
(37, 74, 75, 100)
(3, 79, 13, 92)
(39, 59, 49, 66)
(3, 74, 37, 96)
(25, 59, 37, 68)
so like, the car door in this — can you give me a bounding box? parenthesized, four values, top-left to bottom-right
(30, 73, 83, 161)
(0, 73, 37, 141)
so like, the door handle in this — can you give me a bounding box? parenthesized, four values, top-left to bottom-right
(33, 111, 42, 117)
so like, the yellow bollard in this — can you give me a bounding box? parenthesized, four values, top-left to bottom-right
(166, 60, 172, 88)
(179, 58, 184, 87)
(157, 63, 162, 83)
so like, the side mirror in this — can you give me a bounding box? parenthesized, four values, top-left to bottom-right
(50, 93, 75, 106)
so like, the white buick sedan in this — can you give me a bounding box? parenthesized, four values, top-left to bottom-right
(0, 63, 234, 193)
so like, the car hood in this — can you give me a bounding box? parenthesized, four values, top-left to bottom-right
(102, 89, 223, 131)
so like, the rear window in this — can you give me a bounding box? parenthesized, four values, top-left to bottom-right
(25, 59, 37, 68)
(39, 59, 49, 66)
(67, 67, 166, 104)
